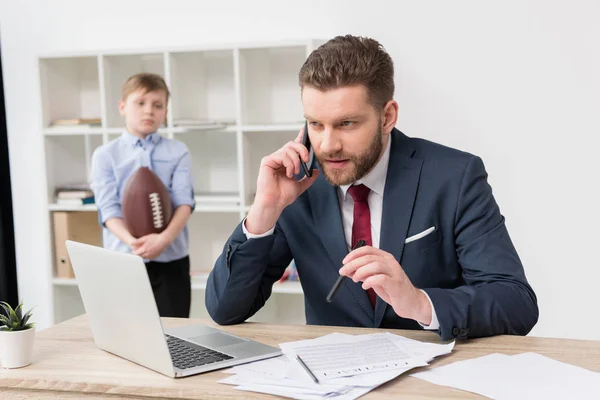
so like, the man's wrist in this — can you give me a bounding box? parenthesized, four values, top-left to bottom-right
(413, 289, 433, 326)
(245, 202, 283, 235)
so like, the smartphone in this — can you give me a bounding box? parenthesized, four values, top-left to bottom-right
(299, 121, 316, 177)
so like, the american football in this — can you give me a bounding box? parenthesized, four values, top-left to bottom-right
(122, 167, 173, 238)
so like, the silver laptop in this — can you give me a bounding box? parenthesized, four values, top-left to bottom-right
(65, 240, 282, 378)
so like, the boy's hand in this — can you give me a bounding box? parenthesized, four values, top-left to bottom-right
(131, 233, 170, 260)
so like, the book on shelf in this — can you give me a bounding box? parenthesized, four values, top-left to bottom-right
(56, 197, 95, 206)
(56, 190, 94, 199)
(55, 184, 94, 205)
(50, 117, 102, 127)
(55, 183, 91, 191)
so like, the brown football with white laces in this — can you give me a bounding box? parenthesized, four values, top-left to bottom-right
(121, 167, 172, 238)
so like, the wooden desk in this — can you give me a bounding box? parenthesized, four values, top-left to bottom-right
(1, 315, 599, 399)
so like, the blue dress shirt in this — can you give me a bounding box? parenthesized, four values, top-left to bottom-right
(90, 131, 195, 262)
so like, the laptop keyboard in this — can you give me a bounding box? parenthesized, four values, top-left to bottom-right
(165, 334, 234, 370)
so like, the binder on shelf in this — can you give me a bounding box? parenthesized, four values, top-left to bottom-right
(53, 211, 102, 278)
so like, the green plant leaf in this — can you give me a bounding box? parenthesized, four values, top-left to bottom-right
(21, 309, 34, 327)
(8, 306, 18, 323)
(0, 302, 13, 319)
(15, 303, 23, 320)
(0, 301, 35, 331)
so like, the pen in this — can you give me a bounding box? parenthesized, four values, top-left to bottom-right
(326, 239, 367, 303)
(296, 354, 319, 384)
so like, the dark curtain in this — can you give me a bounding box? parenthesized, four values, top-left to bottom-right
(0, 39, 18, 307)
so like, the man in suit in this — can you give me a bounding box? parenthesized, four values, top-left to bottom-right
(206, 35, 538, 341)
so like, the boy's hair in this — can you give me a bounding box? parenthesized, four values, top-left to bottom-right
(299, 35, 394, 110)
(121, 73, 170, 101)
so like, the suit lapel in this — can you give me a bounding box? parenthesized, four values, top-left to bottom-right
(309, 176, 375, 323)
(374, 130, 423, 327)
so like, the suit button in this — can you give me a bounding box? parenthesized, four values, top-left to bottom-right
(452, 327, 460, 336)
(459, 328, 469, 337)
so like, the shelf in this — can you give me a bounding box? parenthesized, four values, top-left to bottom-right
(104, 127, 170, 135)
(47, 203, 243, 214)
(172, 124, 237, 133)
(192, 276, 303, 295)
(44, 135, 101, 202)
(169, 50, 236, 125)
(193, 204, 241, 213)
(194, 193, 241, 213)
(243, 130, 296, 204)
(43, 126, 104, 136)
(48, 204, 97, 212)
(180, 132, 239, 195)
(52, 278, 79, 286)
(270, 280, 304, 294)
(241, 124, 302, 132)
(194, 193, 240, 204)
(53, 276, 303, 294)
(239, 46, 306, 125)
(103, 53, 166, 128)
(40, 41, 316, 325)
(48, 195, 243, 213)
(39, 56, 102, 129)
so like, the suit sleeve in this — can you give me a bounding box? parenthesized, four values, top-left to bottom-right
(205, 221, 293, 325)
(423, 156, 539, 340)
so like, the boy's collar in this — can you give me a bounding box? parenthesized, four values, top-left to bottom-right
(121, 131, 161, 147)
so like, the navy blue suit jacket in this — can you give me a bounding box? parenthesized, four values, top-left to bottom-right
(206, 129, 538, 341)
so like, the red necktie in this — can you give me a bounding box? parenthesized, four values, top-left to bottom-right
(347, 184, 377, 307)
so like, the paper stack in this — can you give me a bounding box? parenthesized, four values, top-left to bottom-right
(219, 332, 454, 399)
(411, 352, 600, 399)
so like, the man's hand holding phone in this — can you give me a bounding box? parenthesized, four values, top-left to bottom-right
(245, 124, 319, 235)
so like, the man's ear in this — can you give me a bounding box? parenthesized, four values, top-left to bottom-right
(381, 100, 398, 134)
(118, 100, 126, 117)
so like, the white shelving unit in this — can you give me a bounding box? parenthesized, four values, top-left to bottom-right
(40, 40, 322, 325)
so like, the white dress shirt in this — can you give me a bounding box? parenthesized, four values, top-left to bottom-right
(243, 134, 440, 330)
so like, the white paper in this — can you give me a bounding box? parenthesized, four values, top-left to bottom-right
(223, 354, 291, 379)
(412, 352, 600, 400)
(280, 332, 426, 379)
(219, 373, 351, 396)
(219, 331, 453, 400)
(235, 383, 374, 400)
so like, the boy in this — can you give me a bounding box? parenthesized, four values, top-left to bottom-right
(91, 73, 195, 318)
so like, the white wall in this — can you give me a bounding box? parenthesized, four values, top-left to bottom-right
(1, 0, 599, 340)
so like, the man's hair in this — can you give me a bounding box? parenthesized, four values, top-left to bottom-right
(121, 73, 170, 101)
(299, 35, 394, 110)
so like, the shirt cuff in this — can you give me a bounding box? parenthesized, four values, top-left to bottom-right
(98, 205, 123, 226)
(171, 190, 196, 211)
(241, 218, 275, 239)
(418, 289, 440, 330)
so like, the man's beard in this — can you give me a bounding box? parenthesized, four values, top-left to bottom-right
(317, 128, 384, 186)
